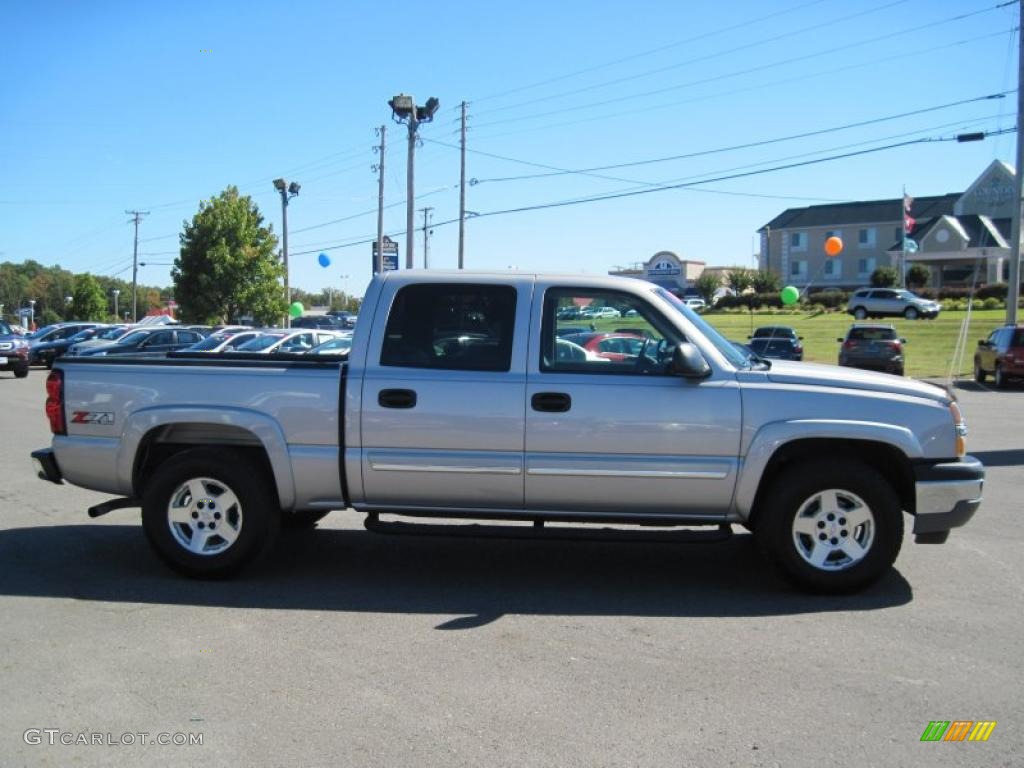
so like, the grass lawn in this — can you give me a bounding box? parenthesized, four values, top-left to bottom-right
(594, 309, 1010, 379)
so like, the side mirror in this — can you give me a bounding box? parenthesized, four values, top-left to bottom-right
(900, 338, 907, 344)
(977, 339, 986, 347)
(836, 337, 844, 342)
(798, 336, 804, 340)
(671, 342, 711, 379)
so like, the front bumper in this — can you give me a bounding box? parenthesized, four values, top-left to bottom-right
(912, 455, 984, 543)
(31, 448, 64, 484)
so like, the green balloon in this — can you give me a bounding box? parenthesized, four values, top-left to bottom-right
(289, 301, 304, 318)
(780, 286, 800, 306)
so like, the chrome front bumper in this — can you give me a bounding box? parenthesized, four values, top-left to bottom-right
(913, 456, 984, 543)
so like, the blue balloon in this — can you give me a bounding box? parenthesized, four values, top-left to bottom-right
(318, 252, 330, 268)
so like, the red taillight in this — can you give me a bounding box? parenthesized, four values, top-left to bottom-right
(884, 341, 901, 350)
(45, 369, 65, 435)
(842, 341, 856, 350)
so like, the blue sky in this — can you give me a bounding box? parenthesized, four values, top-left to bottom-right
(1, 0, 1019, 298)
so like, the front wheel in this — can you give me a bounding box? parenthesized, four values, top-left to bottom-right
(974, 358, 986, 383)
(13, 363, 29, 379)
(142, 448, 280, 578)
(753, 460, 903, 593)
(904, 306, 919, 320)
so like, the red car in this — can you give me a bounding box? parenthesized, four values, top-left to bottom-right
(974, 324, 1024, 388)
(561, 332, 646, 362)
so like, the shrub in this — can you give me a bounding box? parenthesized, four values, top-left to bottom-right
(981, 297, 1001, 310)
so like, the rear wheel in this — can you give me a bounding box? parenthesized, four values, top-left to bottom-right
(142, 448, 279, 578)
(753, 460, 903, 593)
(973, 358, 986, 383)
(994, 364, 1007, 390)
(853, 307, 868, 320)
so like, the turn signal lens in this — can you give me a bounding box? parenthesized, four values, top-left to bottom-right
(45, 370, 65, 435)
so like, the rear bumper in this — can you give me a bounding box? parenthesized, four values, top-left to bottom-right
(31, 448, 64, 484)
(912, 456, 984, 543)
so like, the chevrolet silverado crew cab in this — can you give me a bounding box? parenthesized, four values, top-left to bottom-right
(32, 271, 984, 592)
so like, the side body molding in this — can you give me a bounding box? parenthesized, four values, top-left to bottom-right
(733, 419, 922, 518)
(118, 406, 296, 510)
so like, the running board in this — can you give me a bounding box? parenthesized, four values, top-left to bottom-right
(88, 497, 140, 518)
(363, 514, 733, 544)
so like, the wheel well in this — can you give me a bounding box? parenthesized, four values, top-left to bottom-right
(133, 424, 279, 504)
(749, 438, 915, 525)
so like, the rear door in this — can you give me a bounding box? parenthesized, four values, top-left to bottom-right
(359, 278, 530, 509)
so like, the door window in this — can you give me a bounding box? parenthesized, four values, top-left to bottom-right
(145, 331, 175, 347)
(380, 283, 517, 372)
(541, 288, 682, 375)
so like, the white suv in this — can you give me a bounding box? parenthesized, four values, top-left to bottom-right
(846, 288, 940, 320)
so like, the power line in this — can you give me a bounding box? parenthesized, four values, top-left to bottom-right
(290, 126, 1015, 256)
(472, 2, 1013, 131)
(434, 92, 1012, 185)
(472, 28, 1013, 143)
(472, 0, 911, 119)
(468, 0, 830, 104)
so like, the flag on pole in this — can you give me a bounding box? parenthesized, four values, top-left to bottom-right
(903, 193, 914, 234)
(903, 237, 919, 253)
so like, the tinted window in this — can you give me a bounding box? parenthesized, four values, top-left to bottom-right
(848, 327, 896, 341)
(751, 339, 795, 354)
(146, 331, 175, 346)
(381, 283, 516, 372)
(869, 290, 895, 299)
(1011, 329, 1024, 347)
(238, 334, 285, 351)
(177, 331, 202, 344)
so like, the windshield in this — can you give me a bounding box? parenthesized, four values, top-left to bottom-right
(188, 334, 230, 351)
(237, 334, 284, 351)
(27, 325, 57, 340)
(68, 328, 98, 342)
(99, 326, 130, 340)
(117, 330, 151, 345)
(657, 288, 749, 367)
(0, 321, 12, 335)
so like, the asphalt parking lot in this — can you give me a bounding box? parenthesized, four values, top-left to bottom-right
(0, 372, 1021, 767)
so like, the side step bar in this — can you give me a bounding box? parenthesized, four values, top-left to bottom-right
(364, 513, 733, 544)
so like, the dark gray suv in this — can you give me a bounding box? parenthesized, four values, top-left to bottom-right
(838, 324, 906, 376)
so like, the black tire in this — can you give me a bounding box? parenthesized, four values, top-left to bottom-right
(895, 366, 905, 377)
(281, 509, 331, 529)
(753, 460, 903, 593)
(994, 364, 1006, 390)
(853, 307, 868, 320)
(141, 448, 280, 578)
(904, 306, 919, 320)
(973, 358, 986, 383)
(13, 363, 29, 379)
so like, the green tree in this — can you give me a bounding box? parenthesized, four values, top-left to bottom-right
(905, 263, 930, 289)
(693, 271, 721, 304)
(172, 186, 285, 325)
(71, 274, 108, 321)
(870, 266, 899, 287)
(752, 269, 781, 294)
(727, 268, 755, 294)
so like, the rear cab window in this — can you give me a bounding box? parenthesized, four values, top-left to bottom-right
(381, 283, 517, 372)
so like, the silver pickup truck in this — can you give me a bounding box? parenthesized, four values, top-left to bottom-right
(32, 271, 984, 592)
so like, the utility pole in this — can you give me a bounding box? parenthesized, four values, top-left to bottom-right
(126, 210, 148, 321)
(458, 101, 468, 269)
(1008, 0, 1024, 324)
(420, 207, 433, 269)
(374, 125, 386, 275)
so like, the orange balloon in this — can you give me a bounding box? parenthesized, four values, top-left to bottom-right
(824, 236, 843, 257)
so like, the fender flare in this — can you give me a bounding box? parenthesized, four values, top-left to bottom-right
(734, 419, 920, 518)
(117, 406, 296, 510)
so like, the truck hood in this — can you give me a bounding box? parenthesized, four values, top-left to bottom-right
(763, 360, 949, 403)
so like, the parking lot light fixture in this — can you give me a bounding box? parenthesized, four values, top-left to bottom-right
(389, 93, 439, 269)
(273, 178, 300, 327)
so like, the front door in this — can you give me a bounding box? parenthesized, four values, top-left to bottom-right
(525, 285, 742, 517)
(359, 279, 530, 510)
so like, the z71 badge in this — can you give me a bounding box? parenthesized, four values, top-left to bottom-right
(71, 411, 114, 426)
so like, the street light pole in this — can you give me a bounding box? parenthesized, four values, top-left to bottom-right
(1008, 0, 1024, 324)
(389, 93, 439, 269)
(112, 289, 120, 321)
(273, 178, 301, 327)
